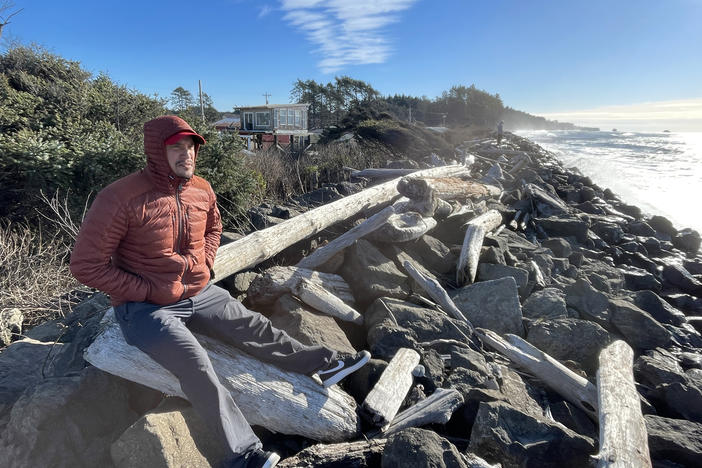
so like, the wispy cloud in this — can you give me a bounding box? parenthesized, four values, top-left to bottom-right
(279, 0, 419, 73)
(258, 4, 274, 18)
(537, 98, 702, 132)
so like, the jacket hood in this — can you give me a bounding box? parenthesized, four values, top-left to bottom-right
(143, 115, 206, 192)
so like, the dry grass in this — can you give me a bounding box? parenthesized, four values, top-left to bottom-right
(0, 222, 87, 330)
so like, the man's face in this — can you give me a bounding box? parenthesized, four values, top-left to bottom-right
(166, 136, 196, 179)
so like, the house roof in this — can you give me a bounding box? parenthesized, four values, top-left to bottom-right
(240, 103, 310, 110)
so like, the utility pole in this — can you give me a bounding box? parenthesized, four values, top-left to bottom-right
(263, 92, 271, 105)
(199, 80, 205, 123)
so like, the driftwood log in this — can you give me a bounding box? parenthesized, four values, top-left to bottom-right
(213, 165, 469, 281)
(596, 340, 652, 467)
(348, 167, 418, 179)
(246, 266, 354, 308)
(476, 328, 598, 421)
(365, 211, 438, 243)
(362, 347, 421, 428)
(84, 309, 360, 442)
(382, 387, 464, 436)
(293, 278, 363, 325)
(278, 439, 387, 468)
(456, 209, 503, 285)
(402, 260, 469, 324)
(397, 176, 500, 202)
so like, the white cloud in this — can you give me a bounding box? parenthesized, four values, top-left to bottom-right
(537, 98, 702, 132)
(258, 4, 274, 18)
(279, 0, 418, 73)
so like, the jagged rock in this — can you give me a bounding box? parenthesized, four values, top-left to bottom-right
(549, 400, 597, 440)
(340, 239, 410, 306)
(522, 288, 570, 320)
(498, 366, 545, 420)
(526, 318, 612, 377)
(540, 237, 573, 258)
(431, 208, 482, 246)
(365, 297, 471, 361)
(536, 217, 589, 244)
(663, 293, 702, 314)
(403, 234, 456, 275)
(579, 259, 625, 293)
(477, 263, 529, 296)
(672, 228, 701, 253)
(684, 259, 702, 275)
(294, 185, 343, 207)
(382, 427, 467, 468)
(591, 221, 624, 245)
(270, 294, 357, 354)
(620, 265, 662, 292)
(111, 398, 227, 468)
(451, 277, 524, 337)
(565, 278, 610, 327)
(662, 264, 702, 297)
(0, 308, 22, 346)
(646, 415, 702, 467)
(524, 184, 570, 217)
(419, 348, 446, 391)
(628, 290, 687, 327)
(649, 215, 678, 239)
(468, 401, 595, 468)
(271, 204, 302, 219)
(609, 298, 675, 350)
(0, 367, 153, 468)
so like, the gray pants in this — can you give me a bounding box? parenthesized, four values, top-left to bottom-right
(114, 283, 336, 457)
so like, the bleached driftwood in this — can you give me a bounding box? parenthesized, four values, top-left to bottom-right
(278, 439, 387, 468)
(246, 266, 354, 308)
(596, 340, 652, 468)
(402, 260, 469, 324)
(456, 209, 503, 285)
(397, 176, 500, 202)
(382, 388, 464, 436)
(213, 165, 469, 280)
(293, 278, 363, 325)
(362, 347, 421, 428)
(476, 328, 598, 422)
(365, 211, 438, 243)
(296, 201, 401, 270)
(84, 309, 360, 442)
(349, 167, 418, 179)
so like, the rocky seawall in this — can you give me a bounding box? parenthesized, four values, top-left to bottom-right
(2, 133, 702, 467)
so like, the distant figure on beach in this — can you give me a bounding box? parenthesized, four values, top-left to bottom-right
(70, 115, 370, 468)
(497, 120, 504, 145)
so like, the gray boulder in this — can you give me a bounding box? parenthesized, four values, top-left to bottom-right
(619, 265, 662, 292)
(628, 221, 657, 237)
(452, 277, 524, 337)
(565, 278, 611, 328)
(403, 234, 456, 275)
(111, 398, 226, 468)
(468, 401, 595, 468)
(609, 298, 675, 350)
(382, 427, 467, 468)
(541, 237, 573, 258)
(340, 239, 410, 306)
(673, 228, 701, 253)
(526, 318, 612, 377)
(522, 288, 570, 320)
(536, 217, 589, 244)
(628, 290, 686, 327)
(649, 215, 677, 239)
(477, 263, 529, 297)
(270, 293, 357, 354)
(662, 263, 702, 297)
(646, 415, 702, 467)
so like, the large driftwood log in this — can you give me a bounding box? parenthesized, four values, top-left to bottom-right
(476, 328, 598, 421)
(402, 260, 469, 324)
(362, 347, 421, 428)
(456, 209, 503, 285)
(278, 439, 387, 468)
(397, 176, 500, 202)
(246, 266, 354, 308)
(349, 167, 418, 179)
(84, 309, 360, 442)
(596, 340, 652, 468)
(382, 388, 464, 436)
(365, 211, 438, 243)
(293, 278, 363, 325)
(213, 165, 469, 280)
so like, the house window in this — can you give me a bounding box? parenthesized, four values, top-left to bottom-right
(279, 109, 288, 127)
(295, 110, 302, 127)
(255, 112, 270, 128)
(244, 112, 254, 131)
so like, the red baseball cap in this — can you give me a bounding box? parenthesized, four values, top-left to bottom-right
(164, 131, 206, 146)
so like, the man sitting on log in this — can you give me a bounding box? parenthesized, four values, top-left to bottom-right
(70, 115, 371, 468)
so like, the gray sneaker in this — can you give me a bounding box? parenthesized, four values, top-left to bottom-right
(317, 350, 371, 387)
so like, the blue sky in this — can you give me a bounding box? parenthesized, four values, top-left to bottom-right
(3, 0, 701, 131)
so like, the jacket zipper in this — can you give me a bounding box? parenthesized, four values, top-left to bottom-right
(175, 183, 188, 300)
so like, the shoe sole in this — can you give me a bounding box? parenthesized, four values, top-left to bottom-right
(322, 351, 371, 388)
(263, 452, 280, 468)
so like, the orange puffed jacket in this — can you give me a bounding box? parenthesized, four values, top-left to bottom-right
(70, 116, 222, 306)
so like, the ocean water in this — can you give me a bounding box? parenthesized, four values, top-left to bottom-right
(516, 130, 702, 234)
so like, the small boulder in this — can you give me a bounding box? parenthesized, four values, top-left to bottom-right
(452, 277, 524, 337)
(536, 217, 589, 244)
(673, 228, 701, 253)
(662, 263, 702, 297)
(565, 278, 611, 327)
(609, 298, 675, 350)
(646, 415, 702, 467)
(541, 237, 573, 258)
(522, 288, 570, 320)
(648, 215, 678, 239)
(382, 427, 467, 468)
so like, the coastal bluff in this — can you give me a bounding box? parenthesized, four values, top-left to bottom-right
(2, 133, 702, 467)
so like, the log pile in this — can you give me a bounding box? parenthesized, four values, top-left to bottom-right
(3, 132, 702, 467)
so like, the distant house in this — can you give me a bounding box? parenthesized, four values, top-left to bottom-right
(213, 116, 240, 131)
(237, 103, 310, 151)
